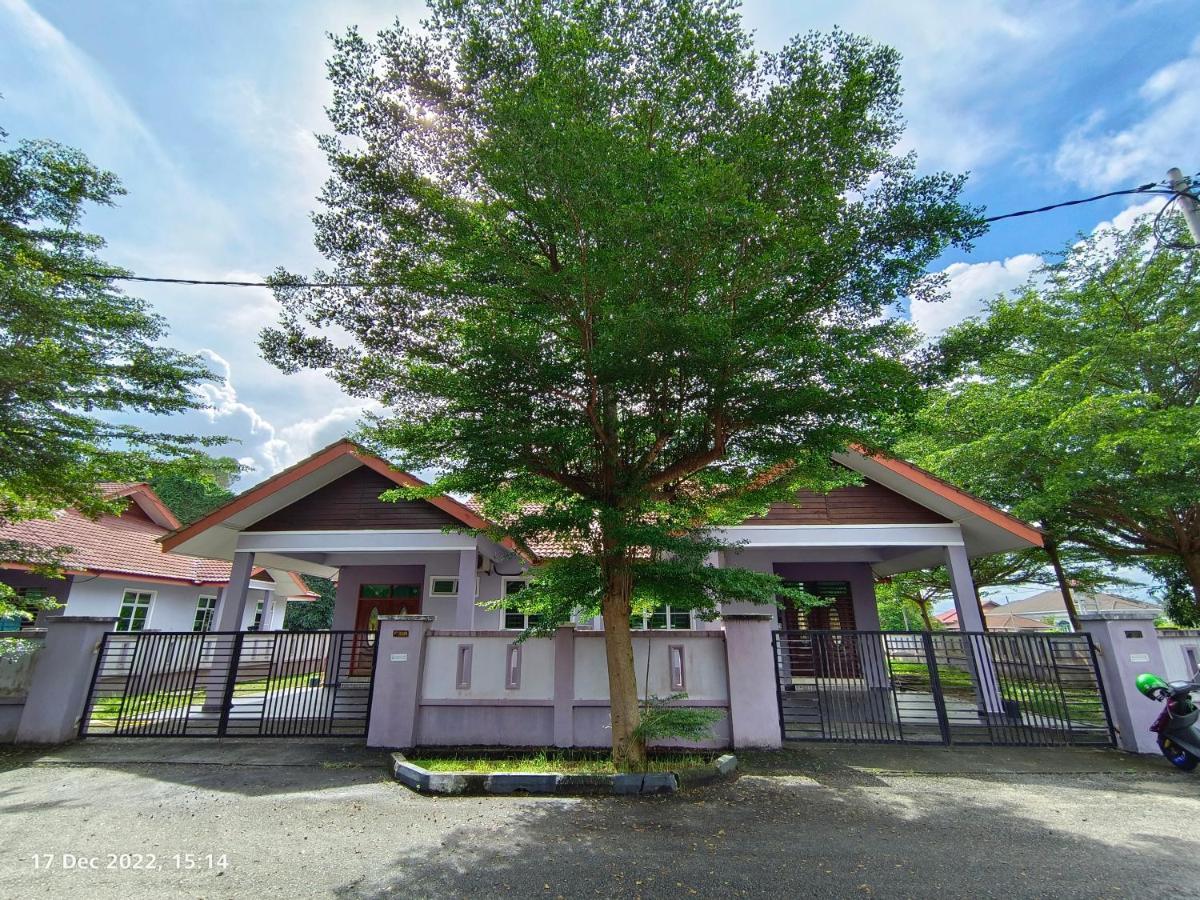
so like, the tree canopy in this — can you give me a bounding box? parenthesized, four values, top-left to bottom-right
(908, 216, 1199, 623)
(149, 456, 240, 524)
(263, 0, 980, 765)
(0, 127, 222, 618)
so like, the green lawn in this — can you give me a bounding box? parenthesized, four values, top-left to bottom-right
(405, 750, 713, 774)
(89, 669, 324, 724)
(886, 659, 1106, 725)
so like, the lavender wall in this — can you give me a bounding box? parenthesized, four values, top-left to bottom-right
(332, 565, 426, 631)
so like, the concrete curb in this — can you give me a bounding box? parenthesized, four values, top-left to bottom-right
(390, 752, 737, 796)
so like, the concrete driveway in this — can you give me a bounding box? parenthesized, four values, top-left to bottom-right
(0, 740, 1196, 899)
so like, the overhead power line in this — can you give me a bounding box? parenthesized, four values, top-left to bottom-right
(73, 180, 1198, 290)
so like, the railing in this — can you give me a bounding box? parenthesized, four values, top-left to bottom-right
(773, 629, 1114, 747)
(80, 630, 377, 738)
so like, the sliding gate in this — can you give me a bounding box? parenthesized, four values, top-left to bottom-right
(773, 629, 1114, 746)
(80, 630, 377, 738)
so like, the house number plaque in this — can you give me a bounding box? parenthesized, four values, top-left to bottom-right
(392, 629, 409, 637)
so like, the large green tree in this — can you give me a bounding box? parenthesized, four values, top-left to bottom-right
(263, 1, 978, 766)
(149, 456, 240, 524)
(0, 127, 221, 618)
(910, 216, 1199, 625)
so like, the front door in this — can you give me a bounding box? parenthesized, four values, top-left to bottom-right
(781, 581, 860, 678)
(352, 583, 421, 674)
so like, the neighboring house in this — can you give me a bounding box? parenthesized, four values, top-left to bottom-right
(0, 483, 316, 632)
(989, 589, 1160, 632)
(161, 440, 1043, 641)
(936, 600, 1000, 629)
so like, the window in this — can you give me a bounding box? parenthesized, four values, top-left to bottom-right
(193, 595, 217, 632)
(116, 590, 153, 632)
(250, 601, 264, 631)
(501, 578, 542, 630)
(360, 584, 420, 600)
(631, 605, 692, 630)
(429, 577, 460, 596)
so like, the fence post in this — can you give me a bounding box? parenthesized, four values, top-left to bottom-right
(553, 624, 575, 748)
(1077, 610, 1164, 754)
(366, 615, 433, 749)
(16, 616, 116, 744)
(723, 614, 782, 749)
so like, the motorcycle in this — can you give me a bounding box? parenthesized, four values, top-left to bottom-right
(1136, 672, 1200, 771)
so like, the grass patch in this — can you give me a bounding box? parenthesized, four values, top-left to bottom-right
(406, 750, 713, 774)
(887, 660, 1107, 725)
(88, 669, 324, 724)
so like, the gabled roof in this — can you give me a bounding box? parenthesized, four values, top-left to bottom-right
(97, 482, 182, 530)
(0, 484, 314, 594)
(995, 589, 1157, 617)
(0, 484, 232, 585)
(161, 440, 504, 559)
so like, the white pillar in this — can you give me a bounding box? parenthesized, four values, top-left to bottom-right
(454, 548, 477, 629)
(214, 551, 256, 632)
(943, 545, 1005, 715)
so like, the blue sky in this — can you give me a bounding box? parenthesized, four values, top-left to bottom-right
(2, 0, 1197, 601)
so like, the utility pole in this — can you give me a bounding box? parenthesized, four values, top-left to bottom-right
(1167, 167, 1200, 244)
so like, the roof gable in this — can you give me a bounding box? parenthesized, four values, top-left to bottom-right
(741, 477, 951, 526)
(161, 440, 501, 556)
(245, 466, 461, 532)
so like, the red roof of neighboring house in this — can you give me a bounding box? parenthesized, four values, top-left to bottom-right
(935, 600, 1000, 626)
(0, 484, 315, 594)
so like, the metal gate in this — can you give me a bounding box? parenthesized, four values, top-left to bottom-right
(80, 630, 377, 738)
(773, 629, 1115, 746)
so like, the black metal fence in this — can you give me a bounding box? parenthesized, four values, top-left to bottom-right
(773, 629, 1114, 746)
(80, 630, 377, 738)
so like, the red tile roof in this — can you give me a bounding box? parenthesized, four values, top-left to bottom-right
(0, 484, 311, 594)
(0, 505, 232, 583)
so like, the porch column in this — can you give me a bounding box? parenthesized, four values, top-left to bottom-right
(214, 551, 256, 632)
(943, 545, 1005, 715)
(454, 548, 477, 630)
(847, 567, 888, 689)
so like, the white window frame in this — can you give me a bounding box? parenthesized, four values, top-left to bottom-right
(631, 605, 693, 631)
(116, 589, 155, 633)
(193, 594, 218, 633)
(501, 577, 537, 630)
(428, 575, 460, 597)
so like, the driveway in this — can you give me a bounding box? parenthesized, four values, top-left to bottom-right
(0, 740, 1196, 899)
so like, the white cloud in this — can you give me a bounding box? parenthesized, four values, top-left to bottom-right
(1055, 35, 1200, 190)
(192, 350, 377, 482)
(910, 253, 1043, 338)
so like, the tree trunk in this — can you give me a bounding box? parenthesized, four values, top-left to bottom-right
(1180, 551, 1200, 618)
(599, 555, 646, 770)
(970, 581, 990, 632)
(918, 599, 934, 632)
(1044, 536, 1081, 631)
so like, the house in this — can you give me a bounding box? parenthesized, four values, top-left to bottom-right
(988, 589, 1159, 631)
(162, 440, 1044, 639)
(935, 600, 1000, 629)
(0, 482, 316, 633)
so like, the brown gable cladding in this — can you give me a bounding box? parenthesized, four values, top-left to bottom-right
(244, 466, 461, 532)
(741, 479, 950, 526)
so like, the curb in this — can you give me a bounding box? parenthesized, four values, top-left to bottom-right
(390, 752, 737, 796)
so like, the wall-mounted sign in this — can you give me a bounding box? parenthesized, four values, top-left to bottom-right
(390, 653, 409, 662)
(1129, 653, 1150, 663)
(392, 629, 409, 638)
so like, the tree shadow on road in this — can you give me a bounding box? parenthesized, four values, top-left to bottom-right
(336, 773, 1200, 899)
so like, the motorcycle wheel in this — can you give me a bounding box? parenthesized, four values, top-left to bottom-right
(1159, 735, 1200, 771)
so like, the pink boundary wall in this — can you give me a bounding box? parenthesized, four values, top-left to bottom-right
(366, 615, 783, 750)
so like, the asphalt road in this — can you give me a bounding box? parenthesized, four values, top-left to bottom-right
(0, 741, 1197, 899)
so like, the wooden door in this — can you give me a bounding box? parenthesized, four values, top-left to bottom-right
(351, 583, 421, 675)
(781, 581, 860, 678)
